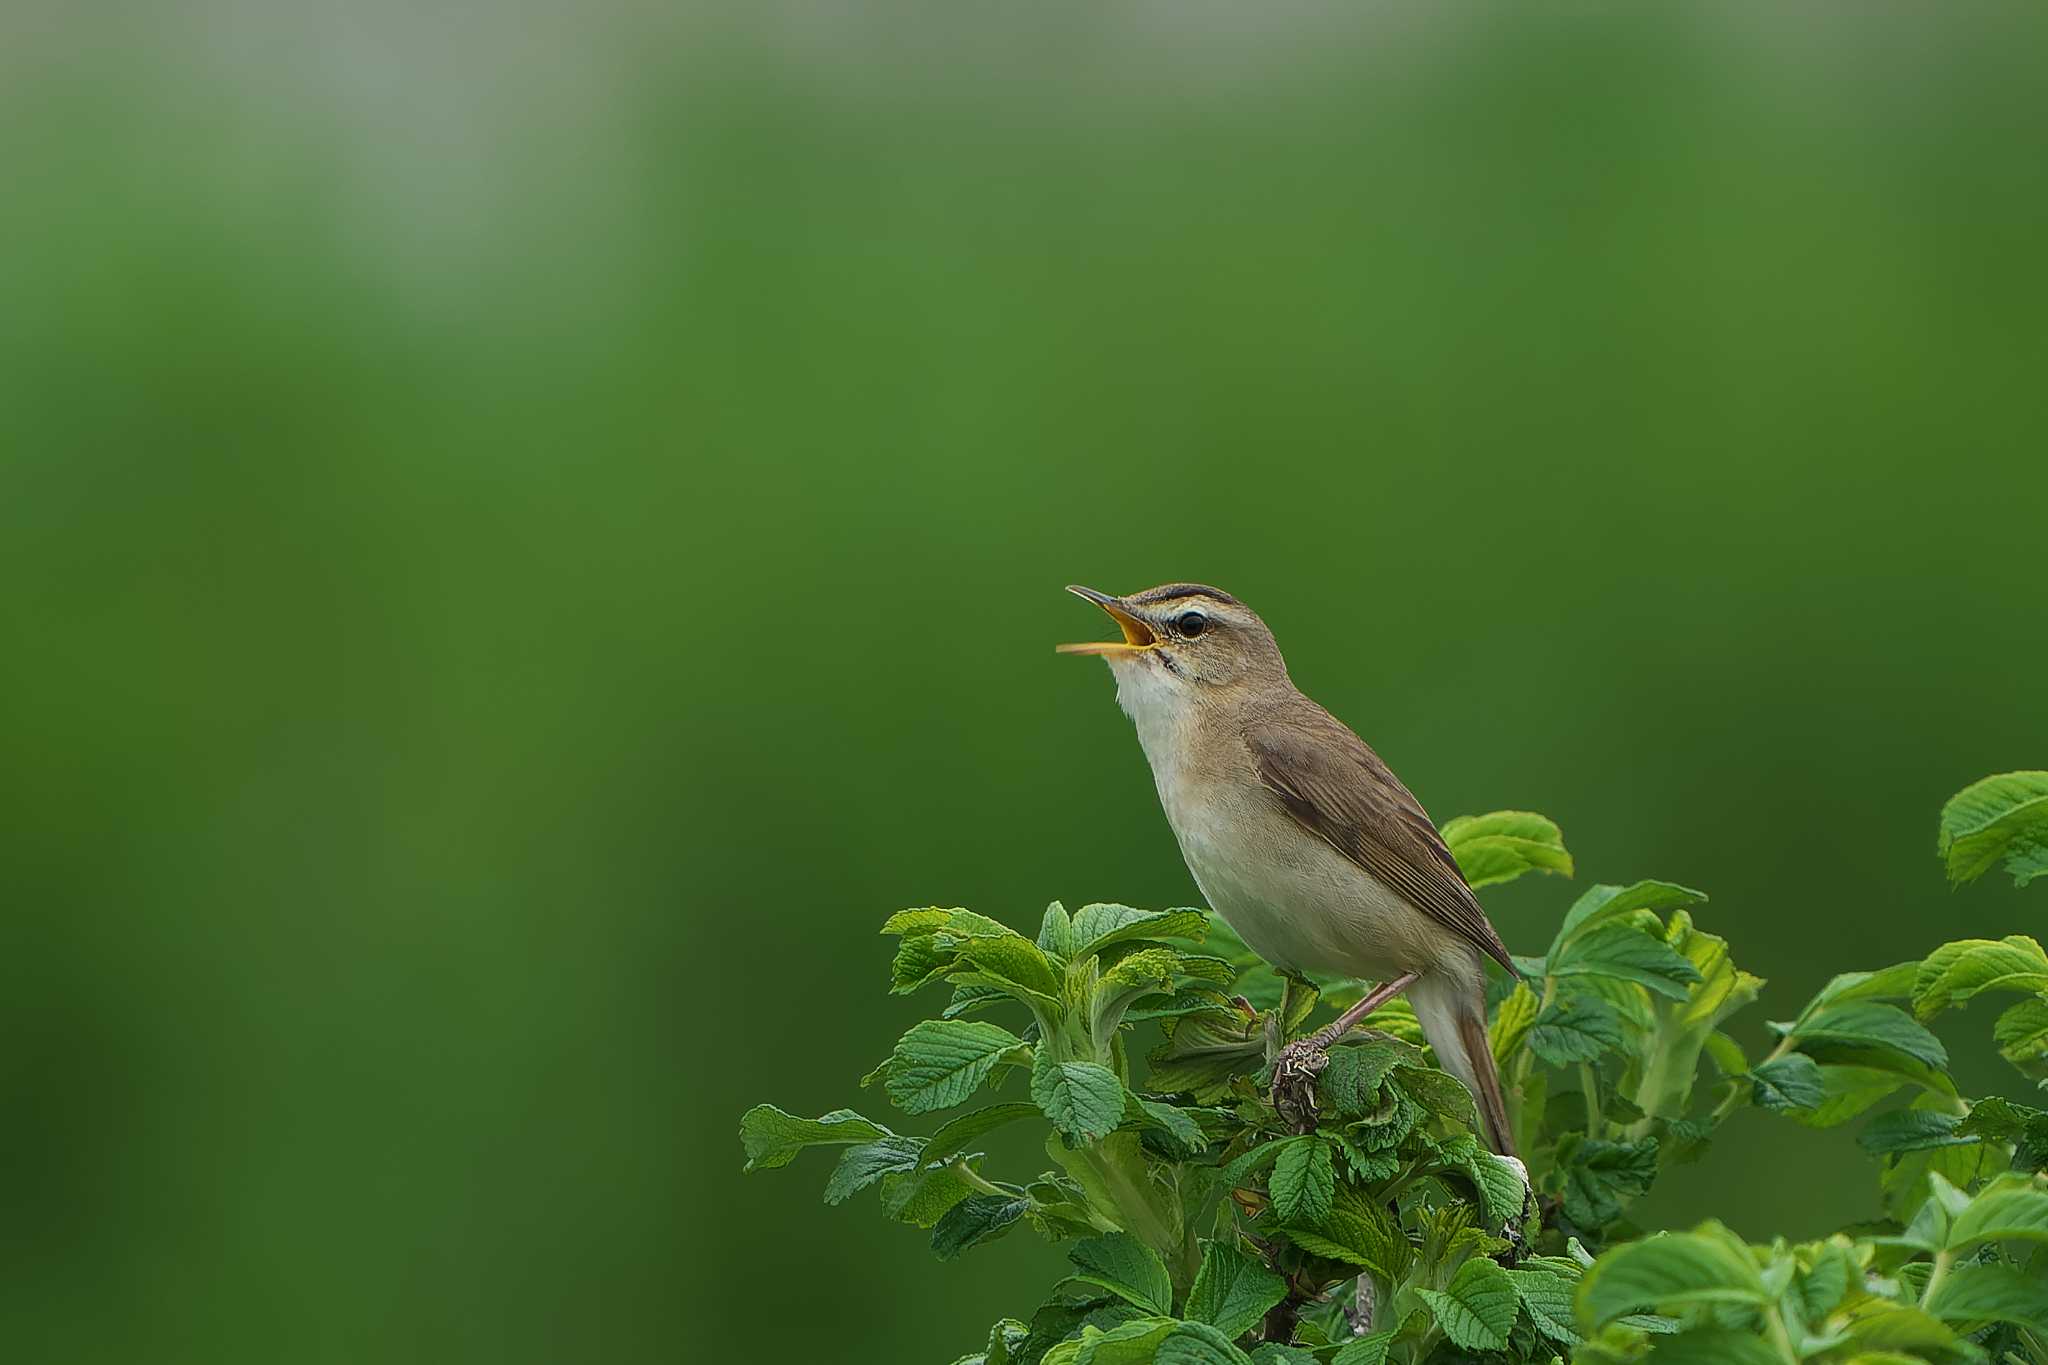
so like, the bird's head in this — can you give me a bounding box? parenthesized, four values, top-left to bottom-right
(1058, 583, 1288, 701)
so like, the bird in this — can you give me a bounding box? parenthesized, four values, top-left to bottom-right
(1059, 582, 1519, 1156)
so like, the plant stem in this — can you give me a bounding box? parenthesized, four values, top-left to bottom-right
(1920, 1249, 1953, 1309)
(1764, 1304, 1799, 1363)
(1580, 1063, 1603, 1136)
(948, 1159, 1013, 1200)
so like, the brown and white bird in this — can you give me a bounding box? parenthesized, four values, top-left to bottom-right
(1060, 582, 1518, 1156)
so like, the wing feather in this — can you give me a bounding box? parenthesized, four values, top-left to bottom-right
(1246, 707, 1515, 974)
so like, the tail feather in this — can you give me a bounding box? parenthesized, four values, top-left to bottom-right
(1408, 971, 1517, 1158)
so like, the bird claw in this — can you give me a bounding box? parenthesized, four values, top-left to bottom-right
(1271, 1036, 1330, 1130)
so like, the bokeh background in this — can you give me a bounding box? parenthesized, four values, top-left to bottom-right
(5, 1, 2046, 1360)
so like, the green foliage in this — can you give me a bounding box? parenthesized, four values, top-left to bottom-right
(745, 785, 2048, 1364)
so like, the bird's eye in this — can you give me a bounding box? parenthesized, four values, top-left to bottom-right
(1176, 611, 1208, 638)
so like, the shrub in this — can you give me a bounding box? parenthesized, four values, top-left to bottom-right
(741, 772, 2048, 1363)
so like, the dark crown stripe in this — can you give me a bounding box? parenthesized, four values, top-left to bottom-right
(1130, 583, 1242, 607)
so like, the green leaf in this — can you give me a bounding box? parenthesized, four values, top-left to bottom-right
(1639, 1329, 1784, 1365)
(885, 1020, 1027, 1114)
(1038, 901, 1077, 957)
(1280, 1186, 1408, 1278)
(878, 1161, 977, 1226)
(1748, 1054, 1826, 1112)
(1956, 1095, 2048, 1171)
(1857, 1109, 1972, 1156)
(1130, 1096, 1208, 1157)
(1319, 1038, 1424, 1116)
(738, 1104, 892, 1171)
(1153, 1321, 1254, 1365)
(1913, 935, 2048, 1019)
(1994, 996, 2048, 1077)
(1075, 1317, 1179, 1365)
(1553, 923, 1705, 1001)
(1548, 881, 1708, 960)
(1031, 1053, 1125, 1144)
(1795, 1242, 1855, 1320)
(1839, 1303, 1964, 1355)
(1578, 1223, 1767, 1327)
(1938, 770, 2048, 887)
(1529, 987, 1626, 1065)
(945, 923, 1063, 1000)
(1781, 1001, 1948, 1073)
(1268, 1135, 1336, 1227)
(1414, 1256, 1518, 1352)
(1923, 1261, 2048, 1334)
(1556, 1134, 1660, 1229)
(1945, 1171, 2048, 1248)
(1441, 809, 1575, 889)
(824, 1134, 926, 1203)
(1327, 1327, 1399, 1365)
(1785, 1064, 1906, 1129)
(1071, 903, 1210, 959)
(1506, 1267, 1582, 1345)
(1490, 980, 1541, 1065)
(1067, 1232, 1174, 1315)
(925, 1102, 1043, 1164)
(1184, 1239, 1288, 1341)
(1245, 1347, 1316, 1365)
(931, 1193, 1029, 1259)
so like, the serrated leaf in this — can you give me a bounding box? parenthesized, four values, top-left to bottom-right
(1245, 1347, 1315, 1365)
(1748, 1054, 1826, 1112)
(1269, 1135, 1336, 1227)
(1067, 1232, 1174, 1315)
(1785, 1064, 1906, 1129)
(1038, 902, 1077, 957)
(1945, 1172, 2048, 1248)
(1529, 987, 1626, 1065)
(1956, 1095, 2048, 1171)
(1075, 1317, 1179, 1365)
(1491, 980, 1540, 1065)
(1184, 1239, 1287, 1341)
(1130, 1096, 1207, 1156)
(1994, 996, 2048, 1079)
(1454, 1146, 1533, 1229)
(885, 1020, 1026, 1114)
(1557, 1134, 1660, 1229)
(1782, 1001, 1948, 1072)
(1031, 1053, 1125, 1143)
(926, 1102, 1042, 1163)
(1548, 881, 1708, 960)
(1857, 1109, 1972, 1156)
(1913, 935, 2048, 1019)
(1071, 904, 1210, 959)
(1506, 1267, 1581, 1345)
(1923, 1261, 2048, 1334)
(1639, 1329, 1784, 1364)
(1327, 1327, 1399, 1365)
(738, 1104, 892, 1171)
(825, 1134, 927, 1203)
(1938, 770, 2048, 887)
(1578, 1222, 1769, 1327)
(1415, 1256, 1518, 1351)
(880, 1161, 977, 1227)
(1553, 923, 1704, 1000)
(1839, 1303, 1963, 1355)
(932, 1193, 1029, 1259)
(1154, 1321, 1253, 1365)
(1441, 810, 1574, 889)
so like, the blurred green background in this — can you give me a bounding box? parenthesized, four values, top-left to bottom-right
(4, 1, 2046, 1360)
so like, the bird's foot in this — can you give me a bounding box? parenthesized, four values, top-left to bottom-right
(1271, 1032, 1333, 1131)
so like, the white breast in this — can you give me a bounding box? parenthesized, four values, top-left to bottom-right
(1108, 661, 1438, 980)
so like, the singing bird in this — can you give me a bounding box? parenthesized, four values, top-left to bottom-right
(1060, 582, 1519, 1156)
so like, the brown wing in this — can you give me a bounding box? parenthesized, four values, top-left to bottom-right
(1246, 705, 1515, 974)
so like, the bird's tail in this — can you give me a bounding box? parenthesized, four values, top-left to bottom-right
(1409, 970, 1517, 1159)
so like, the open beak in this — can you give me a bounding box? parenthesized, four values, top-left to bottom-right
(1057, 585, 1158, 656)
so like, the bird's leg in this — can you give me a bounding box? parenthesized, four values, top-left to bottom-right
(1271, 972, 1420, 1129)
(1299, 971, 1420, 1053)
